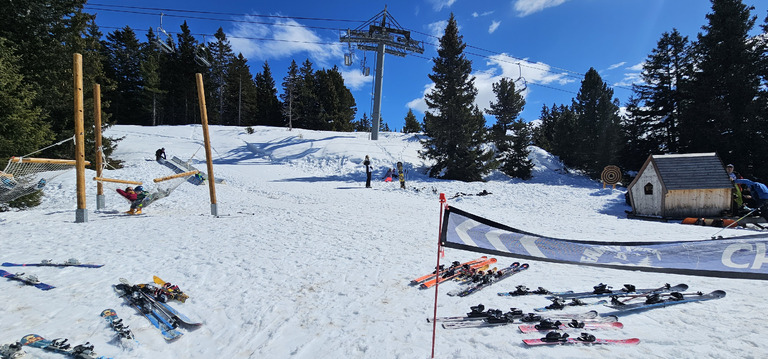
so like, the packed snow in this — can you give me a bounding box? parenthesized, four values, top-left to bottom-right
(0, 125, 765, 358)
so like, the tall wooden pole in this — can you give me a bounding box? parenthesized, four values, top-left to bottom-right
(94, 83, 105, 210)
(74, 53, 88, 223)
(195, 73, 218, 216)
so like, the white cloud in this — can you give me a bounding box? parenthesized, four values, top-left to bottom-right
(513, 0, 570, 17)
(429, 0, 457, 11)
(340, 68, 373, 91)
(488, 21, 501, 34)
(613, 62, 645, 87)
(472, 11, 495, 17)
(228, 15, 343, 68)
(628, 62, 644, 71)
(606, 62, 626, 71)
(407, 53, 573, 117)
(427, 20, 449, 38)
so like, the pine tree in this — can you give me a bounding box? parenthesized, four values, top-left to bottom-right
(103, 26, 144, 125)
(280, 60, 300, 130)
(402, 109, 421, 133)
(683, 0, 765, 179)
(254, 61, 283, 127)
(571, 68, 623, 177)
(623, 29, 693, 162)
(532, 104, 578, 166)
(0, 38, 53, 159)
(419, 14, 495, 181)
(223, 54, 257, 126)
(296, 59, 319, 130)
(315, 66, 356, 131)
(207, 28, 234, 125)
(355, 113, 371, 132)
(486, 78, 531, 179)
(140, 28, 165, 126)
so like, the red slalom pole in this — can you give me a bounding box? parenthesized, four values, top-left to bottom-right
(430, 193, 447, 358)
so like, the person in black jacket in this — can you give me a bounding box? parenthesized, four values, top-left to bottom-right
(363, 155, 372, 188)
(155, 148, 166, 161)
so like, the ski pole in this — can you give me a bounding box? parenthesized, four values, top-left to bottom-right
(710, 204, 764, 239)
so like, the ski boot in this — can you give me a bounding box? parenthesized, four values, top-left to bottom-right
(125, 208, 136, 215)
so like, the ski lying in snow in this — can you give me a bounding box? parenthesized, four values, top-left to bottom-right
(518, 320, 623, 333)
(152, 275, 190, 303)
(100, 309, 135, 340)
(603, 290, 726, 314)
(534, 298, 608, 312)
(120, 278, 201, 326)
(420, 258, 497, 289)
(439, 309, 616, 329)
(0, 270, 55, 290)
(114, 282, 183, 341)
(20, 334, 111, 358)
(410, 256, 488, 285)
(430, 307, 607, 323)
(523, 332, 639, 346)
(547, 283, 687, 300)
(498, 285, 559, 296)
(2, 259, 104, 268)
(449, 263, 529, 297)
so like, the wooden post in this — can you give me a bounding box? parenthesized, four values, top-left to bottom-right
(153, 170, 199, 183)
(94, 83, 105, 209)
(74, 53, 87, 223)
(93, 177, 143, 185)
(195, 73, 218, 216)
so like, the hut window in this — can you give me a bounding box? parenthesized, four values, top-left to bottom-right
(644, 183, 653, 195)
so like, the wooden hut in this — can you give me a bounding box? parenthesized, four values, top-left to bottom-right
(627, 153, 732, 218)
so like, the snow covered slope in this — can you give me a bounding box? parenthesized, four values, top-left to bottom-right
(0, 125, 764, 358)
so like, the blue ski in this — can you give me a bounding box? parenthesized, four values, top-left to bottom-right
(3, 260, 104, 268)
(20, 334, 112, 358)
(602, 290, 726, 315)
(0, 270, 55, 290)
(113, 284, 182, 341)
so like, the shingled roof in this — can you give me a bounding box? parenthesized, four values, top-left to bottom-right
(651, 153, 732, 190)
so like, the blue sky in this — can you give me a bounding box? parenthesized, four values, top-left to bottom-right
(84, 0, 768, 131)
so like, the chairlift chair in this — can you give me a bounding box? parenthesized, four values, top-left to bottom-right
(154, 13, 174, 54)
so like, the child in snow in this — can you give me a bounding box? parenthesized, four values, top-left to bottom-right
(383, 168, 394, 182)
(116, 186, 149, 214)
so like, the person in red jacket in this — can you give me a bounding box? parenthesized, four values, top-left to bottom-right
(116, 186, 141, 214)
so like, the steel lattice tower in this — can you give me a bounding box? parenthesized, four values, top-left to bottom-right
(340, 6, 424, 140)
